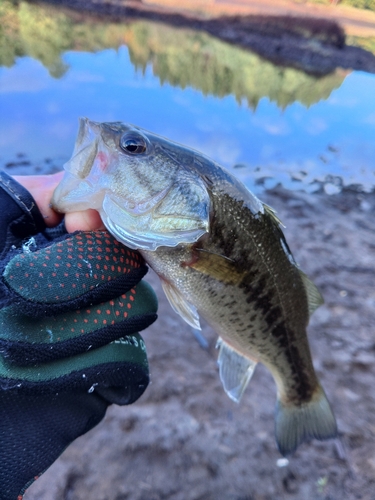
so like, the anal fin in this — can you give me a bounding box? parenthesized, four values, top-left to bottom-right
(216, 338, 258, 403)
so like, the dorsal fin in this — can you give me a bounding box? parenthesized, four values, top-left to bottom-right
(263, 203, 285, 228)
(262, 203, 324, 317)
(263, 203, 298, 267)
(299, 271, 324, 317)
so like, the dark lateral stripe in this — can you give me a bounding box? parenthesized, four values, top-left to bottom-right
(271, 321, 315, 402)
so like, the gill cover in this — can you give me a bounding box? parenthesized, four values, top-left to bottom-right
(52, 118, 211, 251)
(101, 187, 209, 251)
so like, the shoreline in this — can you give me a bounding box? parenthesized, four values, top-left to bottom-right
(30, 0, 375, 75)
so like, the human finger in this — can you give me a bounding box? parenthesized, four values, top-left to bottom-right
(13, 172, 64, 227)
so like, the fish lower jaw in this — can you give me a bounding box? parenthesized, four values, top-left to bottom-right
(52, 177, 105, 213)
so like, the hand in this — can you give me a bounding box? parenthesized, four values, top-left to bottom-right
(13, 172, 104, 232)
(0, 172, 157, 500)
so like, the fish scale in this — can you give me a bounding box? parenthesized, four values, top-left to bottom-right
(52, 117, 337, 456)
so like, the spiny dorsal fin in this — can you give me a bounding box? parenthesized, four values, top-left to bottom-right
(263, 203, 285, 228)
(299, 271, 324, 317)
(216, 338, 258, 403)
(262, 203, 323, 317)
(263, 203, 299, 266)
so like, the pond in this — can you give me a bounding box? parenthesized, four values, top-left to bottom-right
(1, 0, 374, 195)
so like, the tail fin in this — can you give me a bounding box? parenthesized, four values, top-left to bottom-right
(275, 385, 337, 456)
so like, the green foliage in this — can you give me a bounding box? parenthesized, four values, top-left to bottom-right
(309, 0, 375, 11)
(0, 0, 72, 76)
(0, 1, 135, 76)
(0, 1, 344, 106)
(0, 0, 23, 67)
(125, 21, 344, 109)
(18, 2, 72, 77)
(340, 0, 375, 9)
(347, 35, 375, 53)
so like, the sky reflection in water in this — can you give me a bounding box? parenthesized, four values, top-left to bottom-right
(0, 30, 375, 194)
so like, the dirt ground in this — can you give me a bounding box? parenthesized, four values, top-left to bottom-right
(23, 186, 375, 500)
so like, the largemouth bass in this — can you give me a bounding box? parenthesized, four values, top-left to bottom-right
(52, 118, 337, 455)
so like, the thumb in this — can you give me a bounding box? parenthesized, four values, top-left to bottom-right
(64, 209, 105, 233)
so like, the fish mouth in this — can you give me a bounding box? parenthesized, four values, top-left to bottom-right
(51, 118, 104, 212)
(68, 117, 101, 179)
(74, 117, 101, 151)
(51, 172, 102, 212)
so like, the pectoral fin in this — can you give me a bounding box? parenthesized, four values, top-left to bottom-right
(216, 338, 258, 403)
(188, 249, 244, 286)
(161, 280, 200, 329)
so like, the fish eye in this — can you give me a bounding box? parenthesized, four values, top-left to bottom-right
(120, 133, 147, 155)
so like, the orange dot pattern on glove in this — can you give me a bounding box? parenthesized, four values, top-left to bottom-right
(3, 231, 143, 304)
(57, 287, 137, 336)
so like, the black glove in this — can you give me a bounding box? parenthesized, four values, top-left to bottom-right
(0, 172, 158, 500)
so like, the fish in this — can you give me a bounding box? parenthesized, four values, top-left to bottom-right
(52, 117, 337, 456)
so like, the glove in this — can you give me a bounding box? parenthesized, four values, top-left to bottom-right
(0, 172, 158, 500)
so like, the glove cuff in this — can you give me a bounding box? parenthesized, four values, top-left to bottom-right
(0, 332, 149, 402)
(0, 172, 46, 256)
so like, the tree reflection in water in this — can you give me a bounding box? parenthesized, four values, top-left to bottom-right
(0, 0, 345, 107)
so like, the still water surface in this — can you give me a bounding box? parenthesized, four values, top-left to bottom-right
(0, 2, 374, 194)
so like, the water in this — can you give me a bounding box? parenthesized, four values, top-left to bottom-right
(0, 1, 374, 194)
